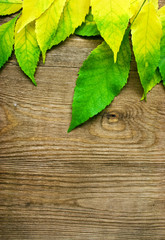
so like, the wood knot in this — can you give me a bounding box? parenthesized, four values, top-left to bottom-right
(99, 110, 125, 132)
(102, 111, 120, 127)
(106, 112, 119, 123)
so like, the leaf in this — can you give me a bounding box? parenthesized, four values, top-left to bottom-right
(131, 1, 162, 97)
(17, 0, 54, 32)
(130, 0, 141, 19)
(75, 9, 100, 37)
(0, 0, 22, 16)
(159, 6, 165, 86)
(68, 31, 131, 132)
(141, 69, 162, 100)
(36, 0, 66, 62)
(130, 0, 158, 21)
(15, 17, 40, 85)
(48, 0, 90, 49)
(151, 0, 158, 10)
(0, 15, 18, 69)
(91, 0, 130, 62)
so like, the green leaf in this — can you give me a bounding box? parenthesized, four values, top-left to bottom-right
(36, 0, 66, 62)
(141, 69, 162, 100)
(68, 31, 131, 132)
(49, 0, 90, 49)
(159, 6, 165, 86)
(15, 17, 40, 85)
(91, 0, 130, 62)
(75, 9, 100, 37)
(0, 0, 22, 16)
(0, 15, 18, 69)
(131, 1, 162, 97)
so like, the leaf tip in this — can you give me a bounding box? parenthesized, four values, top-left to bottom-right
(113, 52, 118, 63)
(67, 126, 72, 133)
(67, 123, 74, 133)
(68, 120, 79, 132)
(141, 92, 147, 101)
(31, 77, 37, 86)
(141, 95, 144, 101)
(42, 52, 46, 64)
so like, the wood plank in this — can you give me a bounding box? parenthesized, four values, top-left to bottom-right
(0, 1, 165, 239)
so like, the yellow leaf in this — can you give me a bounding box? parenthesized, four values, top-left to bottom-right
(130, 0, 138, 16)
(0, 0, 22, 16)
(49, 0, 90, 49)
(130, 0, 158, 22)
(15, 17, 40, 85)
(130, 0, 141, 20)
(131, 1, 162, 96)
(91, 0, 130, 62)
(17, 0, 54, 32)
(36, 0, 66, 62)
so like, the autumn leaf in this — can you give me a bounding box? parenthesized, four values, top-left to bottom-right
(17, 0, 54, 32)
(159, 6, 165, 85)
(0, 15, 18, 68)
(15, 17, 40, 85)
(0, 0, 22, 16)
(36, 0, 66, 62)
(48, 0, 90, 49)
(91, 0, 130, 62)
(68, 31, 131, 132)
(75, 9, 100, 37)
(130, 0, 159, 21)
(131, 1, 162, 98)
(130, 0, 141, 19)
(151, 0, 159, 9)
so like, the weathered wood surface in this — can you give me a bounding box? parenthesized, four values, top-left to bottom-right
(0, 2, 165, 239)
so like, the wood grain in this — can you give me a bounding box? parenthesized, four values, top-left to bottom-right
(0, 2, 165, 239)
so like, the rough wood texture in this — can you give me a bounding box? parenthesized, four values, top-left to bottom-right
(0, 2, 165, 239)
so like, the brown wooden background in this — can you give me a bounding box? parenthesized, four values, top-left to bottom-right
(0, 2, 165, 239)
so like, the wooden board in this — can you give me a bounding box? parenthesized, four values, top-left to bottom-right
(0, 2, 165, 239)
